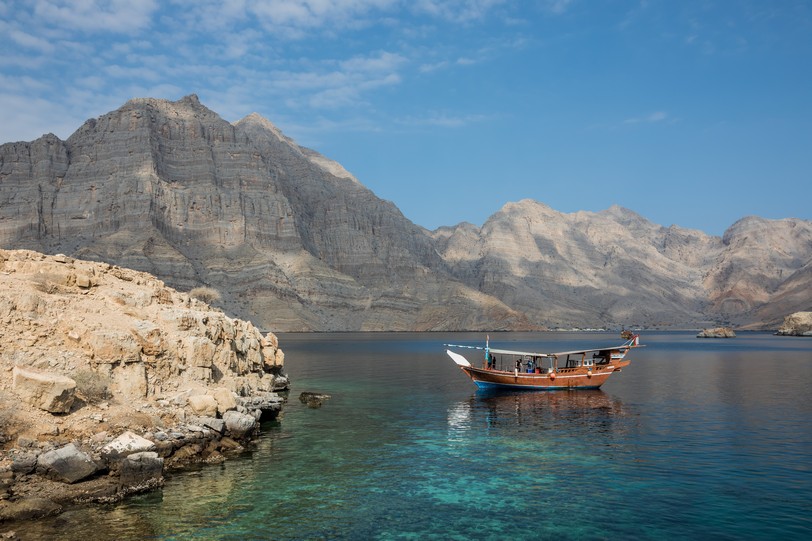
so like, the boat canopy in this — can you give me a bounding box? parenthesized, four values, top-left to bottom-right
(444, 342, 642, 359)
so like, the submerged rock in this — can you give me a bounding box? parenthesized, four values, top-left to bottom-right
(299, 392, 331, 409)
(0, 497, 62, 522)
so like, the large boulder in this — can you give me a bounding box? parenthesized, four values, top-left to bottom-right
(187, 394, 218, 417)
(100, 431, 156, 462)
(222, 410, 257, 439)
(36, 443, 98, 483)
(211, 387, 238, 415)
(12, 366, 76, 413)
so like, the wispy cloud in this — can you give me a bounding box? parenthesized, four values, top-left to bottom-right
(623, 111, 671, 125)
(247, 0, 398, 38)
(33, 0, 159, 33)
(419, 60, 449, 73)
(8, 28, 54, 52)
(412, 0, 506, 23)
(543, 0, 574, 15)
(398, 111, 490, 128)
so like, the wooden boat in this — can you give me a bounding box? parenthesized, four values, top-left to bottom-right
(445, 334, 642, 390)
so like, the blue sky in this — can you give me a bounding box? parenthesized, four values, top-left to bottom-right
(1, 1, 810, 236)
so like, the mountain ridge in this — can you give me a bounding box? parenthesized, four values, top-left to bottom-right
(1, 95, 809, 330)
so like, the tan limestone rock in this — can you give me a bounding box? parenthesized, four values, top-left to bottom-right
(12, 366, 76, 413)
(211, 387, 238, 415)
(110, 362, 148, 398)
(187, 394, 218, 417)
(84, 329, 141, 364)
(183, 336, 216, 368)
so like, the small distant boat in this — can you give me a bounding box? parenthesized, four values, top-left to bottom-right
(445, 334, 642, 391)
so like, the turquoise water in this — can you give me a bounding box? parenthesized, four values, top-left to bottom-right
(10, 332, 812, 540)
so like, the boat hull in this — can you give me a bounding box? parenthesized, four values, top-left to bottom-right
(460, 361, 629, 391)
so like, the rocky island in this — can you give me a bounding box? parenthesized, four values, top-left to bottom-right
(0, 249, 289, 524)
(775, 311, 812, 336)
(696, 327, 737, 338)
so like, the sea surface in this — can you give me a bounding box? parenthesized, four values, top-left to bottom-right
(10, 332, 812, 540)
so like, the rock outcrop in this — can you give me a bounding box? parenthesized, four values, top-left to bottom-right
(775, 311, 812, 336)
(696, 327, 737, 338)
(1, 95, 810, 331)
(0, 248, 288, 522)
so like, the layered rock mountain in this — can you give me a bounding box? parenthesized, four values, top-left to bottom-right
(433, 202, 812, 329)
(1, 95, 809, 330)
(0, 95, 527, 331)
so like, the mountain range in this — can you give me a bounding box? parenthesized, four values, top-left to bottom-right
(1, 95, 809, 331)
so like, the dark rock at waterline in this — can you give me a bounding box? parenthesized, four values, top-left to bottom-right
(299, 392, 331, 408)
(35, 443, 99, 484)
(118, 452, 164, 492)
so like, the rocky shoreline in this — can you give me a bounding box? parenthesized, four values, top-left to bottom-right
(0, 249, 290, 528)
(1, 399, 284, 525)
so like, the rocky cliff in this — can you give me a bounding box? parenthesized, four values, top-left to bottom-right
(0, 249, 288, 522)
(1, 95, 810, 330)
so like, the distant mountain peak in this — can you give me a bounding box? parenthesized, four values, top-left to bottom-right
(236, 112, 286, 139)
(234, 112, 360, 184)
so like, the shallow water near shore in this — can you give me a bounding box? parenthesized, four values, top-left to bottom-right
(10, 331, 812, 540)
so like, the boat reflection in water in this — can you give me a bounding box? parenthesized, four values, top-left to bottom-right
(447, 389, 631, 438)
